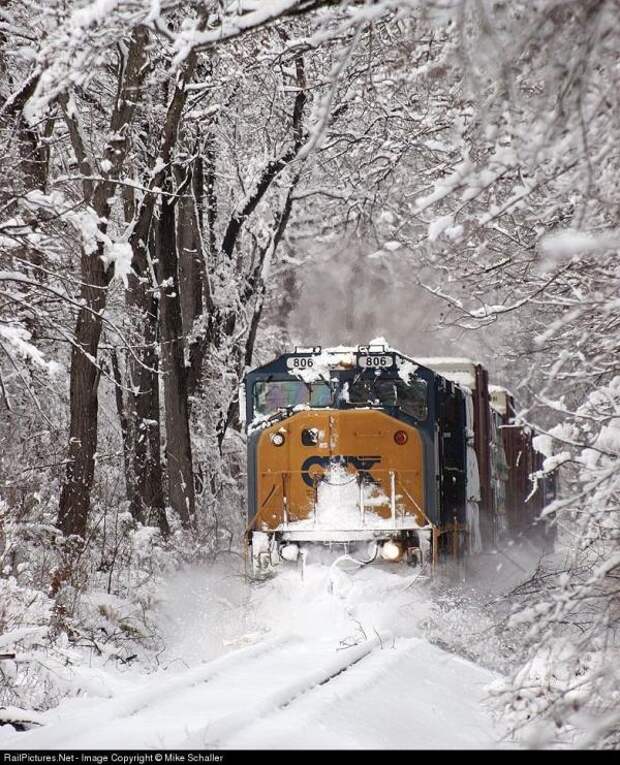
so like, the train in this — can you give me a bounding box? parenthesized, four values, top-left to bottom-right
(241, 343, 556, 577)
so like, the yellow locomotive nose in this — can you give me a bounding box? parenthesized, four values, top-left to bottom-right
(254, 409, 426, 531)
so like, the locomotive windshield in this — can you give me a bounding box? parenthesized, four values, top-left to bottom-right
(252, 374, 428, 421)
(253, 380, 332, 416)
(348, 379, 397, 406)
(348, 377, 428, 420)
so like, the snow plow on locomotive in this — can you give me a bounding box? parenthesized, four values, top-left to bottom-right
(242, 344, 556, 578)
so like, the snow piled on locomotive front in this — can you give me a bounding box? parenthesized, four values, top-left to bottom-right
(285, 463, 393, 531)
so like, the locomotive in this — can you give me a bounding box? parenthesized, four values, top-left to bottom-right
(242, 343, 556, 577)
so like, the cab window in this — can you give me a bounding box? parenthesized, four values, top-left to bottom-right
(347, 377, 427, 420)
(348, 379, 397, 407)
(396, 378, 428, 420)
(253, 381, 332, 416)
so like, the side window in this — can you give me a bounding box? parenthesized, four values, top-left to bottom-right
(396, 378, 428, 420)
(348, 379, 397, 407)
(253, 381, 332, 416)
(348, 380, 373, 405)
(253, 381, 308, 415)
(374, 380, 397, 406)
(309, 383, 332, 407)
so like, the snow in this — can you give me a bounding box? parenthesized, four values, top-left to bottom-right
(4, 632, 501, 749)
(0, 627, 47, 651)
(416, 357, 478, 389)
(22, 189, 102, 255)
(218, 638, 501, 750)
(470, 303, 510, 318)
(532, 434, 554, 459)
(131, 525, 161, 555)
(286, 464, 399, 531)
(464, 390, 482, 553)
(415, 159, 474, 211)
(293, 348, 342, 382)
(592, 551, 620, 580)
(543, 452, 570, 472)
(145, 0, 161, 23)
(2, 559, 515, 750)
(0, 707, 44, 729)
(428, 214, 454, 241)
(466, 501, 482, 554)
(0, 324, 62, 375)
(490, 385, 513, 415)
(595, 415, 620, 454)
(70, 0, 121, 30)
(445, 223, 464, 240)
(397, 359, 418, 384)
(383, 240, 402, 251)
(151, 157, 166, 177)
(540, 228, 620, 262)
(174, 0, 304, 64)
(368, 335, 390, 349)
(100, 241, 134, 287)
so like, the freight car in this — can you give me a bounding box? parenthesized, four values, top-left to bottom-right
(242, 344, 555, 577)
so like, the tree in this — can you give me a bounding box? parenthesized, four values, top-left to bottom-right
(2, 0, 617, 746)
(375, 0, 620, 747)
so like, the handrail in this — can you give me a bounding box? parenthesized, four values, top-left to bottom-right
(260, 481, 282, 509)
(259, 468, 429, 529)
(395, 476, 434, 528)
(282, 473, 288, 526)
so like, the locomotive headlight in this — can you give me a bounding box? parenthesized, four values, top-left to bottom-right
(381, 540, 403, 561)
(280, 543, 299, 562)
(394, 430, 408, 445)
(271, 432, 285, 447)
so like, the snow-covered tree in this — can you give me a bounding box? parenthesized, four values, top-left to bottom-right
(1, 0, 618, 748)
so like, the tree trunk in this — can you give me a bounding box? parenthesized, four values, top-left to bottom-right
(175, 163, 203, 337)
(185, 154, 213, 397)
(56, 27, 149, 540)
(0, 4, 47, 199)
(158, 183, 195, 527)
(110, 348, 135, 511)
(119, 52, 204, 533)
(125, 234, 168, 534)
(57, 250, 108, 538)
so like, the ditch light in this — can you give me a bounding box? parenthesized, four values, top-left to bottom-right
(381, 539, 404, 561)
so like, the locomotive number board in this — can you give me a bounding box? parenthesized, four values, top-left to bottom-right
(357, 354, 396, 368)
(286, 356, 315, 370)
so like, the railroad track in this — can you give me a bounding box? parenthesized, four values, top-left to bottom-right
(6, 632, 388, 750)
(184, 633, 387, 748)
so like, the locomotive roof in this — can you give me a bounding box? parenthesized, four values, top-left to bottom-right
(489, 384, 515, 416)
(413, 357, 481, 390)
(246, 343, 493, 389)
(247, 341, 424, 379)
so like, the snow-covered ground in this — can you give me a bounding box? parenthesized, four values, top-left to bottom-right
(2, 548, 542, 750)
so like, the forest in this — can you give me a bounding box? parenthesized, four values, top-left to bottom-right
(0, 0, 618, 751)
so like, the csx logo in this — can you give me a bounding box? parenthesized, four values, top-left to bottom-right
(301, 455, 381, 487)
